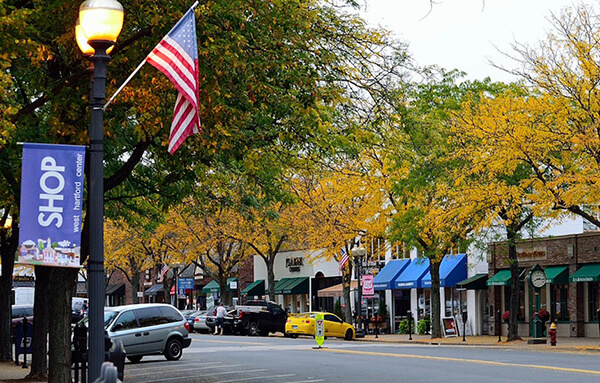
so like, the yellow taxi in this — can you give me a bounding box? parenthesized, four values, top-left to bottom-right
(285, 312, 355, 340)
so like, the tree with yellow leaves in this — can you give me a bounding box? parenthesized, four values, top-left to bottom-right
(290, 159, 390, 324)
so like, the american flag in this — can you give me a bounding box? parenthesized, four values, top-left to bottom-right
(146, 8, 200, 154)
(160, 264, 169, 280)
(339, 248, 349, 275)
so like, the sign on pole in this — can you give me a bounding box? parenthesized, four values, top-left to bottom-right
(17, 143, 86, 268)
(362, 274, 374, 297)
(315, 313, 325, 348)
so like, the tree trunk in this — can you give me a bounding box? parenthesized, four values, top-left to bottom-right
(47, 267, 77, 383)
(506, 228, 521, 342)
(27, 266, 50, 379)
(0, 227, 17, 362)
(266, 257, 275, 301)
(342, 264, 353, 325)
(131, 271, 140, 304)
(429, 260, 442, 338)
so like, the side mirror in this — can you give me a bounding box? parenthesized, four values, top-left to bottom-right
(112, 323, 124, 332)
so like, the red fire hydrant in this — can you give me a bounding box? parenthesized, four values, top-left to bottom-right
(548, 322, 557, 346)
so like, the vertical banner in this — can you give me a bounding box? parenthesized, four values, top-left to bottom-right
(18, 143, 86, 268)
(362, 274, 374, 297)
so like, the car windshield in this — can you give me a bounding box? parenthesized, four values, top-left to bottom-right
(78, 310, 119, 329)
(104, 311, 118, 329)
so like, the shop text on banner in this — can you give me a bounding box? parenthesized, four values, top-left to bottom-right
(362, 274, 374, 297)
(18, 143, 86, 268)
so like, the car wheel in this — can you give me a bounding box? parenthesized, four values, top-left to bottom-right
(127, 355, 143, 363)
(290, 334, 298, 339)
(259, 329, 269, 337)
(164, 338, 183, 361)
(344, 328, 354, 341)
(247, 322, 259, 336)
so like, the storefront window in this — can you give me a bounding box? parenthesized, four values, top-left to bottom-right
(417, 288, 431, 320)
(505, 285, 525, 321)
(550, 284, 569, 321)
(444, 288, 463, 317)
(588, 282, 599, 322)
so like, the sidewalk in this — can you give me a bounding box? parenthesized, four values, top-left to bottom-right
(359, 333, 600, 353)
(2, 335, 599, 382)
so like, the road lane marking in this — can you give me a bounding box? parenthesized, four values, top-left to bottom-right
(141, 369, 271, 382)
(126, 364, 244, 377)
(324, 349, 600, 376)
(192, 339, 271, 346)
(284, 380, 325, 383)
(219, 374, 296, 383)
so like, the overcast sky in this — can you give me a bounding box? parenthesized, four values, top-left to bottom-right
(360, 0, 585, 82)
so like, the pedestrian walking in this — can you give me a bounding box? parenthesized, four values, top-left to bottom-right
(215, 302, 227, 335)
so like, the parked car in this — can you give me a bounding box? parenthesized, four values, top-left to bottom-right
(11, 305, 34, 331)
(205, 306, 240, 335)
(94, 303, 192, 363)
(182, 310, 201, 332)
(192, 310, 211, 333)
(285, 312, 355, 340)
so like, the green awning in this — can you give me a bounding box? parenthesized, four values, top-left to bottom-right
(202, 278, 238, 293)
(282, 277, 309, 294)
(274, 278, 294, 294)
(487, 270, 512, 286)
(570, 264, 600, 283)
(457, 274, 488, 290)
(202, 280, 220, 293)
(242, 279, 265, 296)
(274, 277, 309, 295)
(545, 265, 569, 284)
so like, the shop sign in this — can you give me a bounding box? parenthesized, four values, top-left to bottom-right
(17, 143, 86, 268)
(362, 274, 374, 297)
(286, 257, 304, 272)
(516, 245, 546, 262)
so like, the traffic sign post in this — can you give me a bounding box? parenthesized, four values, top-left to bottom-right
(315, 313, 325, 348)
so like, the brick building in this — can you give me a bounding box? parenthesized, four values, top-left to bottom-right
(488, 232, 600, 338)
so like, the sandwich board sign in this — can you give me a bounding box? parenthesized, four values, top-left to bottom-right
(315, 313, 325, 348)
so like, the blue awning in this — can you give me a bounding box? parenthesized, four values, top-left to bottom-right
(395, 258, 430, 289)
(373, 259, 411, 290)
(422, 254, 468, 288)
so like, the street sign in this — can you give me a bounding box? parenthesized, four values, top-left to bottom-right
(315, 313, 325, 348)
(178, 278, 194, 290)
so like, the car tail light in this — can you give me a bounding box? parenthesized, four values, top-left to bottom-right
(194, 318, 199, 322)
(305, 320, 311, 324)
(238, 311, 243, 319)
(184, 322, 190, 332)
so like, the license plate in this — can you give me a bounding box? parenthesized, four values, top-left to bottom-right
(292, 325, 298, 330)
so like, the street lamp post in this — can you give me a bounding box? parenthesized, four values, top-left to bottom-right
(76, 1, 124, 381)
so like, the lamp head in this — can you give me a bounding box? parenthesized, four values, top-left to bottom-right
(77, 0, 124, 51)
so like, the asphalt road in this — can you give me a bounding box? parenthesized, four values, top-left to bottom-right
(122, 333, 600, 383)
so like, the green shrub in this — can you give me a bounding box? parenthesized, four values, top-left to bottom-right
(417, 317, 430, 335)
(334, 299, 344, 321)
(397, 318, 410, 334)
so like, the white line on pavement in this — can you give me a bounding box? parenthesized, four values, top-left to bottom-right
(218, 374, 296, 383)
(126, 364, 243, 377)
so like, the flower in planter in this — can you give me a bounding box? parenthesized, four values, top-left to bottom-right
(538, 308, 550, 322)
(502, 310, 510, 321)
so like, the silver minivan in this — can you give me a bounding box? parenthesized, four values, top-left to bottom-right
(104, 303, 192, 363)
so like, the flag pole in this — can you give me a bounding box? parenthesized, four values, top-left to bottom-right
(103, 1, 200, 110)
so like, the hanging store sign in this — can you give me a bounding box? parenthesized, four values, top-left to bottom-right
(362, 274, 374, 297)
(17, 143, 86, 268)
